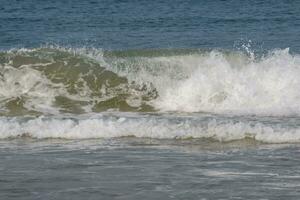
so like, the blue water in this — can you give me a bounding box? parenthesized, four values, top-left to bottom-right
(1, 0, 300, 51)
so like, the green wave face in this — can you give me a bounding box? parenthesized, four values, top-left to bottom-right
(0, 48, 164, 116)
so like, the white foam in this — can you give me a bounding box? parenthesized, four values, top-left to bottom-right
(91, 47, 300, 116)
(140, 49, 300, 116)
(0, 64, 65, 114)
(1, 114, 300, 143)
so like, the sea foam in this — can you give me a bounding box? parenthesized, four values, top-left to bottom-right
(132, 48, 300, 116)
(0, 113, 300, 143)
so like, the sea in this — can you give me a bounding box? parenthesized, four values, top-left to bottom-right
(1, 0, 300, 199)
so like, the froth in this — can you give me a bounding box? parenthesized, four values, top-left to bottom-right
(0, 114, 300, 143)
(147, 49, 300, 115)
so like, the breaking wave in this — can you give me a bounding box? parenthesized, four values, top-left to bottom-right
(1, 113, 300, 143)
(0, 46, 300, 116)
(1, 46, 300, 143)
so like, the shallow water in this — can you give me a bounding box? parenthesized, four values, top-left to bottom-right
(1, 139, 300, 200)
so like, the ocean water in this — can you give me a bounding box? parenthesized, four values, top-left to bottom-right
(1, 0, 300, 199)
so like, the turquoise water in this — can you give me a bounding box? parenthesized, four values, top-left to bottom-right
(1, 0, 300, 199)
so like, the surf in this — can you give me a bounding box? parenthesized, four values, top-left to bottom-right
(0, 112, 300, 143)
(1, 46, 300, 116)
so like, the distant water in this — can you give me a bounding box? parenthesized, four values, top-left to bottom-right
(1, 0, 300, 199)
(1, 0, 300, 51)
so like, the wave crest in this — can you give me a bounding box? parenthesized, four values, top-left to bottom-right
(0, 47, 300, 116)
